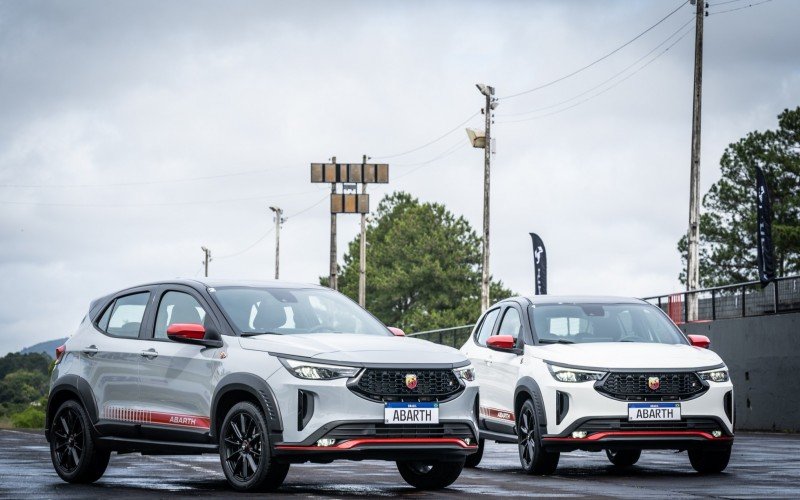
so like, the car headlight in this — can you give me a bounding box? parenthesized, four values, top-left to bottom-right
(698, 368, 729, 383)
(453, 365, 476, 382)
(548, 364, 605, 383)
(279, 358, 361, 380)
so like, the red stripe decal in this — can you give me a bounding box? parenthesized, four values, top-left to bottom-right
(104, 406, 210, 430)
(479, 405, 515, 422)
(543, 431, 732, 442)
(277, 437, 477, 451)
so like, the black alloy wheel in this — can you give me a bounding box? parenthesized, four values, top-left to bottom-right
(517, 398, 559, 475)
(50, 399, 110, 483)
(219, 401, 289, 491)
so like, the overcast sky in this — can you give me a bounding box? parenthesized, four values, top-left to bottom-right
(1, 0, 798, 354)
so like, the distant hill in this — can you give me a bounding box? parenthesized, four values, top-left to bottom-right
(19, 338, 69, 359)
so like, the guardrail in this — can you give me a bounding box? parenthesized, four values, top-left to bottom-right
(643, 275, 800, 324)
(406, 324, 475, 348)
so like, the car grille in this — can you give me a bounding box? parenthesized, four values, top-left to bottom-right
(324, 422, 475, 441)
(596, 372, 707, 401)
(573, 417, 724, 434)
(350, 368, 463, 402)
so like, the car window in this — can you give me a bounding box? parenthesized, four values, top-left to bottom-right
(497, 307, 522, 340)
(528, 303, 687, 344)
(211, 287, 389, 336)
(475, 308, 501, 346)
(101, 292, 150, 338)
(155, 291, 208, 340)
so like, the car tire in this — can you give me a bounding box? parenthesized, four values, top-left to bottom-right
(464, 438, 485, 468)
(396, 458, 465, 489)
(50, 399, 110, 483)
(688, 446, 732, 474)
(605, 449, 641, 467)
(219, 401, 290, 492)
(517, 398, 559, 475)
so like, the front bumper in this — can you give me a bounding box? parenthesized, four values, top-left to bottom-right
(538, 374, 734, 451)
(266, 363, 479, 462)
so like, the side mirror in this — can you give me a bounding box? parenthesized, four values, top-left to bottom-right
(167, 323, 223, 348)
(388, 327, 405, 337)
(687, 334, 711, 349)
(487, 334, 517, 352)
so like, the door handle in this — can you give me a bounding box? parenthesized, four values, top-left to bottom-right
(140, 348, 158, 359)
(83, 345, 99, 357)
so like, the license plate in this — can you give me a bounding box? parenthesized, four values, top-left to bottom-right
(384, 402, 439, 424)
(628, 403, 681, 421)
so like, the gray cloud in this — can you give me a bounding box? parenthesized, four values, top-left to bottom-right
(1, 0, 799, 354)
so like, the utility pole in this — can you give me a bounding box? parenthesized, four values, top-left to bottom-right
(201, 246, 211, 278)
(359, 155, 368, 307)
(329, 156, 338, 290)
(269, 206, 284, 280)
(475, 83, 497, 312)
(686, 0, 705, 321)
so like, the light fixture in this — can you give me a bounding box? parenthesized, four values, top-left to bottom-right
(571, 431, 588, 439)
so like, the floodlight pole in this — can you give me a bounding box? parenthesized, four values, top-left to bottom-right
(270, 206, 283, 280)
(686, 0, 705, 321)
(359, 155, 368, 307)
(329, 156, 338, 290)
(479, 85, 494, 312)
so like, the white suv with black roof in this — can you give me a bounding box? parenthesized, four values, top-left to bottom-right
(47, 279, 478, 491)
(461, 296, 734, 474)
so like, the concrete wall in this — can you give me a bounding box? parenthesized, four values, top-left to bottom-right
(681, 312, 800, 432)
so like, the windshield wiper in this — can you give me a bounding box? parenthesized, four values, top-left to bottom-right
(538, 338, 575, 345)
(240, 331, 282, 337)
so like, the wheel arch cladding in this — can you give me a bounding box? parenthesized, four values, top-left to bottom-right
(515, 376, 548, 430)
(46, 375, 98, 442)
(211, 373, 283, 440)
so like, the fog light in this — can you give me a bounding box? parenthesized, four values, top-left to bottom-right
(465, 438, 472, 445)
(712, 430, 722, 438)
(571, 431, 588, 439)
(316, 438, 336, 447)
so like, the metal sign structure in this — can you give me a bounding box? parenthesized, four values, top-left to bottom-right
(310, 162, 389, 185)
(310, 157, 390, 305)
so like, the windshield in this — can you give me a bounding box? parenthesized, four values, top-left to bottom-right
(528, 303, 687, 345)
(211, 287, 390, 336)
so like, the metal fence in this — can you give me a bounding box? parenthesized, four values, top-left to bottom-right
(408, 276, 800, 346)
(406, 324, 475, 348)
(642, 275, 800, 324)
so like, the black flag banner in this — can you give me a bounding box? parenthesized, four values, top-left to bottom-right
(530, 233, 547, 295)
(755, 166, 776, 287)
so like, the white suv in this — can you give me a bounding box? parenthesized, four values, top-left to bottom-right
(461, 296, 733, 474)
(47, 279, 479, 491)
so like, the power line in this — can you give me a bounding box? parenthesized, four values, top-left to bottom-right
(0, 165, 295, 189)
(708, 0, 773, 15)
(709, 0, 748, 6)
(371, 111, 480, 160)
(215, 194, 328, 260)
(501, 0, 689, 100)
(0, 189, 321, 208)
(498, 22, 695, 124)
(500, 16, 695, 118)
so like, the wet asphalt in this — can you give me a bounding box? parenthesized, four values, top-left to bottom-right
(1, 429, 798, 499)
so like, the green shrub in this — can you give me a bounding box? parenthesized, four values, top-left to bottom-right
(11, 406, 45, 429)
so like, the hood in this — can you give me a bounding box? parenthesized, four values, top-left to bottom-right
(238, 333, 468, 367)
(527, 342, 725, 370)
